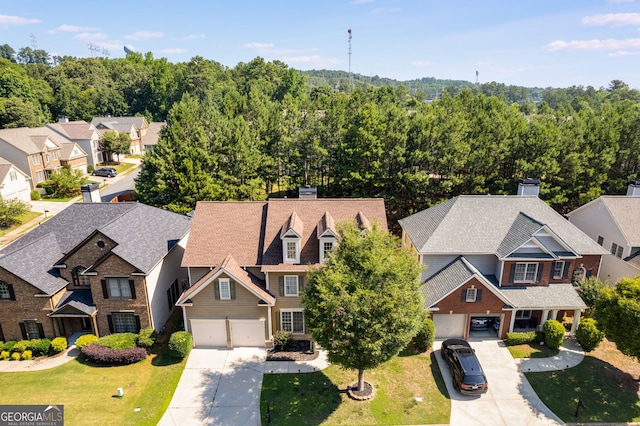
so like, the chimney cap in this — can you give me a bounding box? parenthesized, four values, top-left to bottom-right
(519, 178, 540, 185)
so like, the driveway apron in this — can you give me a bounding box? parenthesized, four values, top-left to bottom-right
(436, 339, 563, 426)
(159, 348, 266, 426)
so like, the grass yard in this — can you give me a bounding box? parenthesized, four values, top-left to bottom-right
(526, 339, 640, 423)
(0, 211, 42, 237)
(260, 350, 450, 425)
(507, 342, 559, 359)
(0, 348, 185, 425)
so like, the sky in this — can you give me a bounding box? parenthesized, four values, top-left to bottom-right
(3, 1, 640, 89)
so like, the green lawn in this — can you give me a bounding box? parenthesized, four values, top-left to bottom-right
(507, 342, 559, 358)
(0, 348, 185, 425)
(0, 211, 42, 237)
(260, 350, 450, 425)
(526, 355, 640, 423)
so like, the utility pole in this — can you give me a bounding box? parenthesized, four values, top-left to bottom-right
(348, 28, 353, 91)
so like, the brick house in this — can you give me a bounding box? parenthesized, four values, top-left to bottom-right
(177, 196, 387, 348)
(0, 203, 190, 342)
(398, 180, 608, 340)
(47, 119, 103, 167)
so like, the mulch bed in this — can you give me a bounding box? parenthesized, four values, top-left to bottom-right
(266, 339, 319, 361)
(347, 381, 375, 400)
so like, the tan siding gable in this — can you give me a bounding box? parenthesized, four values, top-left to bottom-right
(187, 273, 267, 319)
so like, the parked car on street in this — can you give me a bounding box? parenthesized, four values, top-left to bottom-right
(441, 338, 488, 395)
(470, 317, 489, 330)
(92, 167, 117, 178)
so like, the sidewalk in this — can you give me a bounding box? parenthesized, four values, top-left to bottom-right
(516, 335, 584, 372)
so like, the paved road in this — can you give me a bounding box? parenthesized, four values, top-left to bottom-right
(99, 167, 139, 201)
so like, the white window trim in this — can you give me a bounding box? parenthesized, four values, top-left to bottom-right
(284, 275, 299, 296)
(282, 238, 300, 264)
(219, 278, 231, 300)
(552, 261, 565, 279)
(280, 309, 305, 334)
(319, 237, 336, 263)
(514, 262, 539, 283)
(515, 310, 532, 319)
(465, 287, 477, 302)
(107, 277, 132, 299)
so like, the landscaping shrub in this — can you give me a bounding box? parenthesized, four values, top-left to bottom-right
(81, 343, 147, 365)
(75, 334, 97, 349)
(11, 340, 29, 354)
(137, 328, 156, 350)
(96, 333, 138, 349)
(2, 341, 16, 352)
(0, 351, 8, 360)
(506, 331, 538, 345)
(87, 164, 94, 174)
(28, 338, 51, 356)
(30, 189, 41, 200)
(168, 331, 192, 358)
(36, 181, 55, 195)
(51, 337, 67, 354)
(576, 318, 605, 352)
(21, 350, 32, 360)
(543, 319, 565, 350)
(10, 352, 20, 361)
(412, 317, 436, 352)
(273, 330, 292, 351)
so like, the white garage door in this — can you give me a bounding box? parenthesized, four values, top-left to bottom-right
(230, 320, 265, 347)
(191, 319, 227, 347)
(433, 314, 466, 339)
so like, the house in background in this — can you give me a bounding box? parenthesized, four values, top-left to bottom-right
(47, 119, 103, 167)
(0, 156, 31, 203)
(398, 180, 607, 340)
(177, 195, 387, 348)
(0, 203, 191, 342)
(142, 122, 165, 152)
(91, 116, 149, 156)
(567, 181, 640, 285)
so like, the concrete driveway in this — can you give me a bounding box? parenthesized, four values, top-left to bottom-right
(158, 347, 266, 426)
(435, 339, 563, 426)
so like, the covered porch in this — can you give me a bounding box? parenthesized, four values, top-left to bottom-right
(48, 290, 99, 338)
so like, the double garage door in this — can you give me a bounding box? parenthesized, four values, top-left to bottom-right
(190, 319, 265, 348)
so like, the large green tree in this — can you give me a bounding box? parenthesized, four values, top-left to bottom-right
(302, 222, 424, 394)
(100, 131, 131, 163)
(595, 276, 640, 360)
(0, 196, 29, 228)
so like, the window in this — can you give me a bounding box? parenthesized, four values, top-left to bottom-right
(31, 155, 40, 165)
(611, 242, 624, 259)
(515, 310, 532, 319)
(552, 261, 565, 279)
(284, 276, 299, 296)
(107, 278, 132, 299)
(9, 170, 17, 181)
(597, 235, 604, 246)
(572, 266, 585, 282)
(286, 241, 297, 261)
(514, 262, 539, 282)
(23, 320, 43, 339)
(111, 313, 138, 333)
(52, 150, 58, 160)
(219, 278, 231, 300)
(281, 311, 304, 333)
(35, 170, 46, 183)
(72, 266, 90, 286)
(617, 245, 624, 259)
(465, 288, 477, 302)
(45, 154, 50, 162)
(323, 241, 334, 261)
(0, 282, 12, 300)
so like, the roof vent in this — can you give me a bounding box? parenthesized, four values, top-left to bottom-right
(298, 186, 317, 199)
(517, 178, 540, 197)
(626, 180, 640, 197)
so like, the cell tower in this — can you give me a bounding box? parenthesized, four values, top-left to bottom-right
(348, 29, 353, 90)
(475, 70, 479, 85)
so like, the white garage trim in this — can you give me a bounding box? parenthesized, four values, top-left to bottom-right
(190, 319, 227, 348)
(230, 319, 266, 347)
(433, 313, 466, 339)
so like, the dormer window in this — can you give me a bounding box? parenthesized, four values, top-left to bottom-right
(319, 238, 337, 263)
(281, 212, 303, 264)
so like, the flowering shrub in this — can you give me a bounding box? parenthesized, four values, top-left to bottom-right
(10, 352, 20, 361)
(81, 343, 147, 365)
(21, 350, 33, 360)
(75, 334, 97, 349)
(0, 351, 9, 360)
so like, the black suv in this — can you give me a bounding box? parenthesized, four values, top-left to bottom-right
(441, 339, 488, 395)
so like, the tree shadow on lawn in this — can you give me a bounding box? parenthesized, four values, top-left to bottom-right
(429, 351, 451, 399)
(525, 356, 640, 423)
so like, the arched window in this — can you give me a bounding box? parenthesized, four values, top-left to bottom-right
(572, 266, 585, 283)
(72, 266, 89, 286)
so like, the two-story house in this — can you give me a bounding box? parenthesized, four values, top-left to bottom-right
(91, 116, 149, 157)
(0, 156, 31, 203)
(567, 181, 640, 285)
(176, 196, 387, 348)
(398, 180, 608, 340)
(0, 202, 191, 342)
(47, 119, 103, 167)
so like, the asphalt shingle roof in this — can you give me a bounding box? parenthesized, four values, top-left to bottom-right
(500, 284, 587, 309)
(47, 121, 96, 140)
(597, 197, 640, 246)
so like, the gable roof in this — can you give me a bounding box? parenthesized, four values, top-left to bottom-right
(182, 198, 387, 268)
(143, 122, 165, 146)
(47, 121, 97, 140)
(0, 127, 71, 154)
(0, 156, 29, 182)
(176, 254, 275, 306)
(570, 196, 640, 246)
(91, 116, 147, 135)
(399, 195, 606, 256)
(58, 142, 87, 161)
(0, 203, 191, 294)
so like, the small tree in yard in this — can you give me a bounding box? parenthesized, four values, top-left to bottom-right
(101, 130, 130, 163)
(575, 277, 606, 316)
(303, 222, 424, 395)
(0, 196, 29, 228)
(49, 166, 85, 197)
(575, 318, 604, 352)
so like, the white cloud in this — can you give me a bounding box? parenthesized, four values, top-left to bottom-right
(50, 24, 99, 33)
(411, 60, 432, 67)
(282, 55, 342, 66)
(609, 49, 640, 56)
(161, 48, 186, 54)
(124, 31, 164, 41)
(74, 32, 108, 41)
(181, 34, 205, 41)
(242, 42, 275, 49)
(546, 38, 640, 51)
(0, 14, 41, 27)
(583, 13, 640, 26)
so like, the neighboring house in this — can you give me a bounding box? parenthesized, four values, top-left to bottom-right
(0, 156, 31, 203)
(91, 116, 149, 156)
(567, 181, 640, 285)
(47, 119, 103, 167)
(0, 203, 191, 342)
(142, 122, 165, 152)
(177, 195, 387, 348)
(398, 180, 607, 340)
(58, 140, 88, 175)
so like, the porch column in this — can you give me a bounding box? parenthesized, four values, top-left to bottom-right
(570, 310, 582, 335)
(550, 310, 559, 322)
(540, 309, 549, 327)
(509, 310, 517, 333)
(91, 314, 100, 338)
